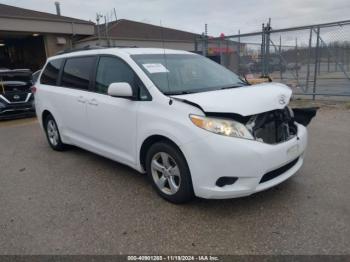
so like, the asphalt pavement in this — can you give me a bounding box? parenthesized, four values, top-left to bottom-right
(0, 107, 349, 255)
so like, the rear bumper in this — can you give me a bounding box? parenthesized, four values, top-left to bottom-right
(181, 123, 308, 199)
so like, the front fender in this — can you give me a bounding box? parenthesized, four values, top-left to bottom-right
(136, 100, 204, 172)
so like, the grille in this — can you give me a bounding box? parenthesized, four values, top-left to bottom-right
(2, 92, 28, 103)
(259, 157, 299, 183)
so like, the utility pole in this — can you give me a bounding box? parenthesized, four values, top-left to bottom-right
(104, 16, 110, 47)
(113, 8, 117, 21)
(96, 13, 103, 46)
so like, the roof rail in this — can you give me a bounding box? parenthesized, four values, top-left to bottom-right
(56, 45, 105, 55)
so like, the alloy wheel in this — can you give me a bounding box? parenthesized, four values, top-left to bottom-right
(151, 152, 181, 195)
(47, 119, 59, 146)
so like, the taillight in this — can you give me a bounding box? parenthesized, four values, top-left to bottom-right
(31, 86, 37, 94)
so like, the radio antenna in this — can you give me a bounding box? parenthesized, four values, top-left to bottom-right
(160, 20, 170, 94)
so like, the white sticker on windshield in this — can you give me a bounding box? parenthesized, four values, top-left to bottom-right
(142, 63, 169, 74)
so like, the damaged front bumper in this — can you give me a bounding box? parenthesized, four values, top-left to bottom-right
(181, 123, 308, 199)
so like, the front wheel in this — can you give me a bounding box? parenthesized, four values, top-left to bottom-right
(145, 142, 194, 203)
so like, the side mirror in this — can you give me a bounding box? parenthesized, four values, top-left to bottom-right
(107, 82, 133, 98)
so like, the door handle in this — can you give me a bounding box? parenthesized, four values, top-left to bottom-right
(77, 96, 86, 103)
(88, 98, 98, 106)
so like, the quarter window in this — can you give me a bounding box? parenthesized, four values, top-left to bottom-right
(40, 59, 63, 86)
(61, 56, 95, 90)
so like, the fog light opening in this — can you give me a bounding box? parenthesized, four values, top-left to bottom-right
(216, 177, 238, 187)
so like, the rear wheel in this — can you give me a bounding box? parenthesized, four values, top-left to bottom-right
(145, 142, 194, 203)
(44, 114, 67, 151)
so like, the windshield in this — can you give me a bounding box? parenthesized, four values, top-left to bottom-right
(131, 54, 246, 95)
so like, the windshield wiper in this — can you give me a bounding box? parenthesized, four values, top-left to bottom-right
(219, 85, 244, 90)
(163, 90, 195, 95)
(239, 76, 251, 85)
(164, 85, 243, 95)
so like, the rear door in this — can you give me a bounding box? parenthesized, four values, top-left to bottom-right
(85, 55, 141, 166)
(52, 56, 96, 145)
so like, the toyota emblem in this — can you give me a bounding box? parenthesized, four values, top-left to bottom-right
(279, 95, 287, 105)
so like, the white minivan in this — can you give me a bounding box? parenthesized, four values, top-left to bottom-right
(34, 47, 316, 203)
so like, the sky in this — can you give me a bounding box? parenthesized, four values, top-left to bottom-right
(1, 0, 350, 36)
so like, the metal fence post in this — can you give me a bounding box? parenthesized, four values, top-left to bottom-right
(265, 19, 271, 76)
(199, 35, 204, 56)
(201, 24, 208, 57)
(295, 38, 299, 83)
(346, 46, 350, 71)
(279, 36, 283, 80)
(335, 45, 338, 71)
(238, 30, 241, 75)
(261, 23, 265, 76)
(318, 42, 322, 75)
(225, 39, 229, 68)
(328, 48, 330, 72)
(313, 26, 320, 100)
(219, 39, 223, 65)
(341, 46, 345, 71)
(194, 37, 198, 52)
(305, 27, 313, 92)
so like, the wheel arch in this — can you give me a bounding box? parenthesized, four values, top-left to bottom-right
(139, 135, 185, 172)
(41, 110, 52, 128)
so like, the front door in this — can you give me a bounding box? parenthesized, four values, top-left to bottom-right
(86, 56, 140, 166)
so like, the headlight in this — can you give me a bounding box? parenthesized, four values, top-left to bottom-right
(189, 114, 254, 140)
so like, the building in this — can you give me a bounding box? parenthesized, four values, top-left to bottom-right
(75, 19, 246, 71)
(75, 19, 245, 70)
(75, 19, 200, 52)
(0, 3, 241, 73)
(0, 3, 94, 71)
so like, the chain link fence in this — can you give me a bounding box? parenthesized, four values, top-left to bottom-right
(195, 20, 350, 99)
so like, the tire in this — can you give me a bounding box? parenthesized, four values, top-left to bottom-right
(145, 141, 194, 203)
(44, 114, 67, 151)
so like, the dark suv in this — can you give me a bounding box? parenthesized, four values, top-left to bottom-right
(0, 69, 35, 120)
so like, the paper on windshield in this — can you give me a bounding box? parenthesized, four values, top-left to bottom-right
(142, 63, 169, 74)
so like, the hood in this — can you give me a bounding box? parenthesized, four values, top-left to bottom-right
(173, 82, 292, 116)
(0, 69, 32, 78)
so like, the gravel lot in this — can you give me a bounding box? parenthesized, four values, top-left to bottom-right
(0, 105, 349, 255)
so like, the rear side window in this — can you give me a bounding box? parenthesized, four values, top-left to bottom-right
(61, 56, 95, 90)
(40, 59, 63, 85)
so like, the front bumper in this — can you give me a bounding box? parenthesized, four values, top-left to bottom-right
(181, 123, 308, 199)
(0, 102, 35, 120)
